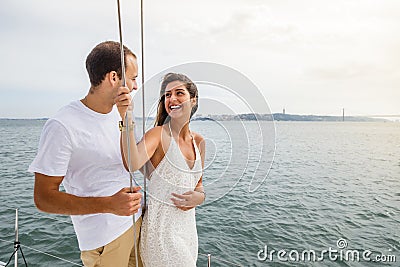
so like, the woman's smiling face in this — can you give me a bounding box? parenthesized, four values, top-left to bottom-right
(164, 80, 195, 120)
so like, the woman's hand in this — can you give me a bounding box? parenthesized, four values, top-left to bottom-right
(171, 190, 205, 211)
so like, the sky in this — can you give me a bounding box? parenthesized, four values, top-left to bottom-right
(0, 0, 399, 118)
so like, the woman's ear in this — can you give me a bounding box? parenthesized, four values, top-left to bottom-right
(190, 97, 197, 107)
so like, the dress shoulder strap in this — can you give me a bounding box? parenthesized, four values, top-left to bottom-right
(168, 122, 173, 137)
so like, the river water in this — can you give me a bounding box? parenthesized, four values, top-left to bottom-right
(0, 120, 399, 266)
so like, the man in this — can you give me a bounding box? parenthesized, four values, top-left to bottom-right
(29, 41, 143, 267)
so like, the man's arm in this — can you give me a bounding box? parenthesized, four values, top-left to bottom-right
(34, 173, 141, 216)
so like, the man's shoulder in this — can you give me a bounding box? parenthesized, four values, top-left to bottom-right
(53, 100, 81, 118)
(39, 101, 87, 137)
(51, 100, 92, 126)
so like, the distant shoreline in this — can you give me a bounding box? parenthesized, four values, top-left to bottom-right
(193, 113, 389, 122)
(0, 113, 393, 122)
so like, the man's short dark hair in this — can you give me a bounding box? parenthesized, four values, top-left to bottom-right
(86, 41, 136, 87)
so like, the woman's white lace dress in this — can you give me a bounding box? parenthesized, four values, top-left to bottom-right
(140, 129, 202, 267)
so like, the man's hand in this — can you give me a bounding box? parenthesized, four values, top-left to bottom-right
(108, 187, 142, 216)
(115, 86, 133, 120)
(171, 190, 205, 211)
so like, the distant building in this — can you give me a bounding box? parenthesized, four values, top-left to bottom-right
(342, 108, 345, 121)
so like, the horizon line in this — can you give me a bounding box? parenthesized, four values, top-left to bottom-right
(1, 113, 400, 120)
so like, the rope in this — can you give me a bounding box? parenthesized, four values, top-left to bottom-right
(0, 238, 82, 266)
(199, 253, 243, 267)
(3, 242, 28, 267)
(3, 208, 72, 224)
(0, 238, 244, 267)
(0, 238, 243, 267)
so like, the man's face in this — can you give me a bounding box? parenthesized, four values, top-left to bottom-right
(124, 55, 138, 92)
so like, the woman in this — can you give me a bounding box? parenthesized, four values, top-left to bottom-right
(119, 73, 206, 266)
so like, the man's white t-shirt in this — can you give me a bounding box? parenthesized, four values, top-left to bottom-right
(28, 100, 142, 251)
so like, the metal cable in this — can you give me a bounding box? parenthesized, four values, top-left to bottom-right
(116, 1, 138, 266)
(140, 0, 147, 214)
(3, 208, 72, 224)
(0, 238, 83, 266)
(117, 0, 126, 88)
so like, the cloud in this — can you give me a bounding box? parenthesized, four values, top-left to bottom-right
(155, 4, 301, 48)
(304, 63, 377, 80)
(1, 0, 399, 116)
